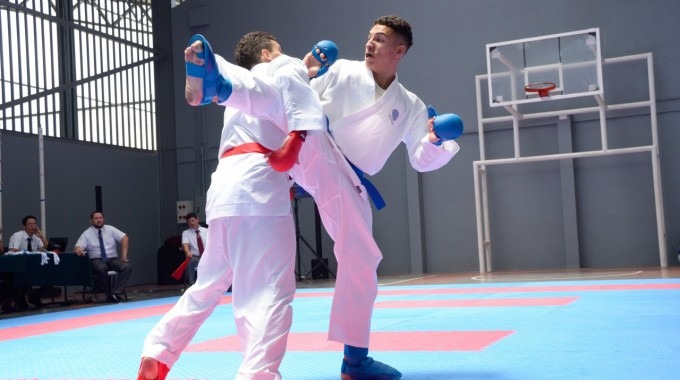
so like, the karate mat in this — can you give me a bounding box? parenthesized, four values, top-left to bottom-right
(1, 278, 679, 379)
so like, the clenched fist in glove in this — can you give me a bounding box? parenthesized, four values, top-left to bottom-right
(268, 131, 307, 172)
(426, 105, 463, 146)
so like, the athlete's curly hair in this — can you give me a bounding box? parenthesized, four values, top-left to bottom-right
(234, 31, 279, 70)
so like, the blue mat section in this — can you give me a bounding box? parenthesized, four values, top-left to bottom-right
(0, 279, 679, 379)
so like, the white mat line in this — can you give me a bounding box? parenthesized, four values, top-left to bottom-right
(470, 270, 644, 282)
(379, 275, 439, 286)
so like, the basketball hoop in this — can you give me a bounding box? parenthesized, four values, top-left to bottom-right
(525, 82, 556, 97)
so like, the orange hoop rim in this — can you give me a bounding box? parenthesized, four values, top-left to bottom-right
(525, 82, 556, 97)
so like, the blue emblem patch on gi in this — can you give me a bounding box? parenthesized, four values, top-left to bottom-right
(391, 109, 399, 122)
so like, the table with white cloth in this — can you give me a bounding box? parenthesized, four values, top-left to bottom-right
(0, 252, 93, 305)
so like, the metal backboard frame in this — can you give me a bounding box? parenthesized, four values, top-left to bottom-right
(486, 28, 604, 108)
(474, 29, 666, 273)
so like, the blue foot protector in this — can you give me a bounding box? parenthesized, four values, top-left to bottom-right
(186, 34, 232, 105)
(311, 40, 338, 78)
(341, 346, 402, 380)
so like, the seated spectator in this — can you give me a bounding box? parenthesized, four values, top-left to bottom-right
(74, 211, 132, 303)
(8, 215, 47, 253)
(181, 212, 208, 286)
(7, 215, 48, 309)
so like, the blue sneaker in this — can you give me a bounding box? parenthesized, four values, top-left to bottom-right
(341, 356, 402, 380)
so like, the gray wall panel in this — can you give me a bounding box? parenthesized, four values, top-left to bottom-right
(1, 133, 161, 286)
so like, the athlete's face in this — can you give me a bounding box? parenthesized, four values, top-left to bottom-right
(262, 40, 283, 63)
(364, 24, 405, 72)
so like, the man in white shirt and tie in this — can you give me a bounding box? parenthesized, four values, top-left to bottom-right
(180, 212, 207, 286)
(8, 215, 48, 253)
(74, 211, 132, 303)
(7, 215, 49, 309)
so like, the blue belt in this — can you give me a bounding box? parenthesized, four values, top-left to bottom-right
(349, 162, 386, 210)
(326, 117, 386, 210)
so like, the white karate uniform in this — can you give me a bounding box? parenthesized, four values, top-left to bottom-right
(142, 71, 297, 378)
(142, 50, 336, 378)
(312, 59, 460, 175)
(267, 54, 325, 133)
(291, 59, 461, 348)
(215, 54, 325, 134)
(203, 56, 461, 350)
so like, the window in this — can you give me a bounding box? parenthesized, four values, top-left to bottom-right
(0, 0, 157, 150)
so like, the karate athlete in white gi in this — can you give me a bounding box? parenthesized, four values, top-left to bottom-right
(224, 20, 461, 379)
(138, 33, 331, 380)
(291, 15, 462, 380)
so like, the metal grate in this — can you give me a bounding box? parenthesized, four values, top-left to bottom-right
(0, 0, 157, 150)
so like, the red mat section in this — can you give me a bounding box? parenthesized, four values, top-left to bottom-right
(375, 296, 578, 308)
(3, 282, 669, 342)
(186, 330, 513, 352)
(0, 296, 232, 342)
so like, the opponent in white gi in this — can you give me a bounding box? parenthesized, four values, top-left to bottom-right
(292, 15, 462, 380)
(138, 33, 331, 380)
(226, 19, 461, 379)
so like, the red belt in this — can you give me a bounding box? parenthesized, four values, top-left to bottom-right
(221, 142, 272, 159)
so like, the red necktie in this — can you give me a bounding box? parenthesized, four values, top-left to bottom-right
(196, 230, 204, 255)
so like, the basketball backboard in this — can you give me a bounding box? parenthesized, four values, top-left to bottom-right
(486, 28, 603, 107)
